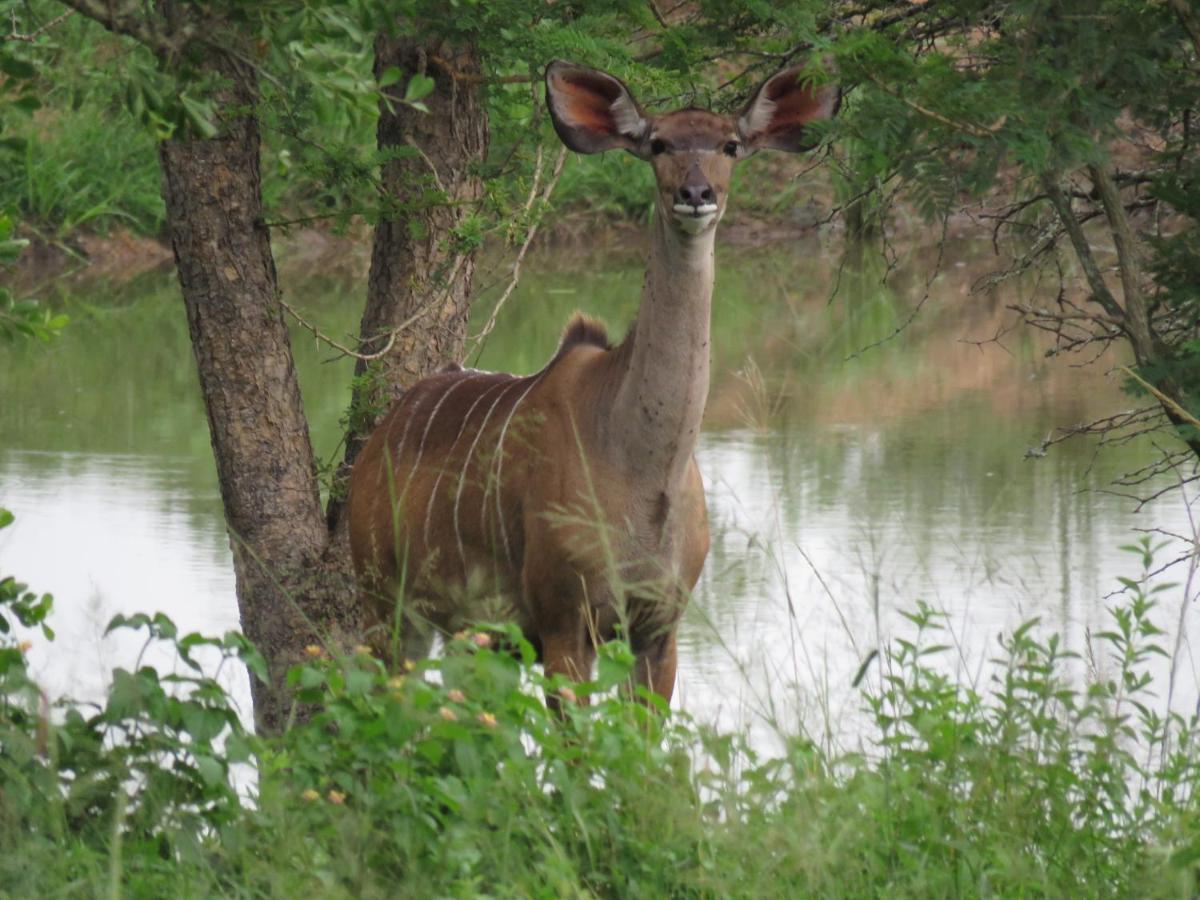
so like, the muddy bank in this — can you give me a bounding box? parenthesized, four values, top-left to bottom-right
(8, 199, 981, 290)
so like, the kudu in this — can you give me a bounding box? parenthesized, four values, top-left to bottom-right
(348, 59, 838, 703)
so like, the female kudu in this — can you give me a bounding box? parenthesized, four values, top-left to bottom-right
(348, 59, 838, 703)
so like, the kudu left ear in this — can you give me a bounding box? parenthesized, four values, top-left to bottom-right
(738, 64, 840, 154)
(545, 60, 650, 157)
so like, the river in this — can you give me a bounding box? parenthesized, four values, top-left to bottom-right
(2, 232, 1196, 753)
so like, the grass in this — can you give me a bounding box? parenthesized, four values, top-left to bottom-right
(2, 507, 1199, 897)
(0, 103, 164, 240)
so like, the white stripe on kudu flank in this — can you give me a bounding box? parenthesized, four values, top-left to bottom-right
(423, 378, 508, 548)
(407, 375, 476, 486)
(454, 377, 522, 572)
(381, 380, 429, 501)
(489, 374, 543, 565)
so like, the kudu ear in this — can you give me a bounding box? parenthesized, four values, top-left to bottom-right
(545, 60, 649, 157)
(737, 65, 840, 154)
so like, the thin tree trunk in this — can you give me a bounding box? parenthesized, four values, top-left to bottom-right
(326, 37, 489, 533)
(354, 40, 487, 440)
(158, 55, 355, 733)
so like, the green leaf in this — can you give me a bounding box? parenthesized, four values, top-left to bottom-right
(404, 73, 435, 104)
(180, 95, 219, 139)
(0, 54, 36, 80)
(194, 754, 225, 788)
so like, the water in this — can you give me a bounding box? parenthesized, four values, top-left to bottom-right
(2, 234, 1197, 751)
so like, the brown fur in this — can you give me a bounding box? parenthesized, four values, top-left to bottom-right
(551, 312, 611, 362)
(348, 58, 837, 707)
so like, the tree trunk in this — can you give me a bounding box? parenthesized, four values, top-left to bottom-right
(349, 38, 489, 453)
(325, 37, 489, 538)
(158, 56, 357, 733)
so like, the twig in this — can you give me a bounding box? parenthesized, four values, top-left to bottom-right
(54, 0, 184, 58)
(646, 0, 670, 28)
(1040, 173, 1129, 323)
(279, 296, 397, 362)
(5, 8, 75, 42)
(469, 145, 568, 356)
(429, 54, 533, 86)
(865, 72, 1006, 139)
(280, 252, 467, 362)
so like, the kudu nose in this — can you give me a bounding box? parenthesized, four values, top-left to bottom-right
(676, 182, 715, 208)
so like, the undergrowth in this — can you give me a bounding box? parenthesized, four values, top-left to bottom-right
(1, 514, 1198, 898)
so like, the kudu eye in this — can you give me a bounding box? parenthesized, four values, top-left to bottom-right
(723, 140, 740, 158)
(650, 138, 666, 156)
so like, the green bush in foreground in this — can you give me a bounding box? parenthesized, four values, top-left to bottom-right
(1, 522, 1198, 898)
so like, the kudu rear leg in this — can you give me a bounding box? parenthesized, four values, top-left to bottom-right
(631, 628, 679, 705)
(362, 582, 438, 669)
(539, 622, 598, 712)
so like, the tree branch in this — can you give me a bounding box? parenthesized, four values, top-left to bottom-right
(865, 72, 1005, 139)
(1038, 173, 1127, 322)
(1087, 163, 1160, 359)
(53, 0, 197, 58)
(4, 8, 74, 42)
(1167, 0, 1200, 59)
(429, 53, 532, 86)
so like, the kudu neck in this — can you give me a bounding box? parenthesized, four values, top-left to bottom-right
(608, 210, 715, 490)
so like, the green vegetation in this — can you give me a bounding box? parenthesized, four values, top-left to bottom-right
(0, 102, 163, 240)
(2, 533, 1198, 897)
(4, 1, 1200, 893)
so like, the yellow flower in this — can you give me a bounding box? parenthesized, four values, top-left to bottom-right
(471, 632, 492, 649)
(403, 659, 416, 672)
(353, 644, 373, 656)
(17, 640, 33, 654)
(301, 788, 320, 802)
(476, 711, 497, 729)
(387, 675, 406, 692)
(557, 685, 578, 704)
(452, 630, 467, 642)
(327, 790, 346, 805)
(447, 688, 466, 703)
(439, 706, 457, 722)
(303, 644, 324, 658)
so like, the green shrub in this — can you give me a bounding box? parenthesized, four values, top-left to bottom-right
(0, 103, 164, 239)
(0, 530, 1197, 897)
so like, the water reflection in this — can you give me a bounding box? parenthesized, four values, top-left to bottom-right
(1, 237, 1196, 752)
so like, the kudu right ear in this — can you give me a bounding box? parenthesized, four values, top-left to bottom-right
(738, 64, 840, 154)
(545, 61, 649, 157)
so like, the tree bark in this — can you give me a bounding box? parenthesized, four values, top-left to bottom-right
(347, 38, 489, 454)
(324, 37, 489, 539)
(158, 55, 356, 733)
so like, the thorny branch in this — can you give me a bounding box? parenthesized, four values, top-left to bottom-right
(470, 145, 569, 358)
(281, 253, 467, 362)
(5, 8, 75, 42)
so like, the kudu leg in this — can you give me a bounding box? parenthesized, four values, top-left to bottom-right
(362, 582, 438, 669)
(540, 625, 596, 711)
(632, 629, 678, 705)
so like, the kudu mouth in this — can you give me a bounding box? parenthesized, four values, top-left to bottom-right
(669, 201, 720, 236)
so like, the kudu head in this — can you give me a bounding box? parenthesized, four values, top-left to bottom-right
(546, 60, 839, 237)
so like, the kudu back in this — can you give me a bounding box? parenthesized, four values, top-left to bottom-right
(347, 59, 838, 703)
